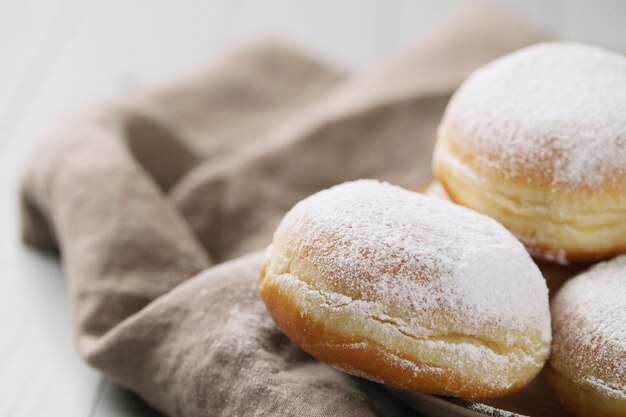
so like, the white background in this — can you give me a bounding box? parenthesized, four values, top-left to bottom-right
(1, 1, 625, 415)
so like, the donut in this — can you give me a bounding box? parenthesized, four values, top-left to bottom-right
(259, 180, 551, 399)
(545, 255, 626, 417)
(422, 180, 451, 200)
(433, 42, 626, 264)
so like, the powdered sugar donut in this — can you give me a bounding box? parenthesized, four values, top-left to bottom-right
(259, 180, 551, 399)
(433, 42, 626, 264)
(546, 255, 626, 417)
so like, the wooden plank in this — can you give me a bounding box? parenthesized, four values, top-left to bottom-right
(0, 1, 103, 416)
(0, 0, 63, 131)
(0, 0, 93, 158)
(0, 251, 102, 417)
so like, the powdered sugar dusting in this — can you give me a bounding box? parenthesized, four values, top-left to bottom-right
(469, 403, 523, 417)
(551, 255, 626, 399)
(275, 180, 551, 346)
(442, 42, 626, 188)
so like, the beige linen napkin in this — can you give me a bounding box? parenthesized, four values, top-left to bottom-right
(20, 4, 541, 417)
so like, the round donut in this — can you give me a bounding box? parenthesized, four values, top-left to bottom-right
(545, 255, 626, 417)
(433, 42, 626, 264)
(259, 180, 551, 399)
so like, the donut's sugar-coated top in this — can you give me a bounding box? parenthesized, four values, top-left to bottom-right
(275, 180, 550, 342)
(441, 42, 626, 188)
(551, 255, 626, 399)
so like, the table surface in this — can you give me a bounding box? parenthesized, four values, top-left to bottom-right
(1, 1, 625, 415)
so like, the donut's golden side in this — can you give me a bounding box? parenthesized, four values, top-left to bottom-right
(433, 132, 626, 263)
(544, 364, 626, 417)
(259, 237, 548, 400)
(545, 262, 626, 417)
(259, 260, 457, 393)
(545, 322, 626, 417)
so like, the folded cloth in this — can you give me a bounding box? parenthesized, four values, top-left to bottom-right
(19, 4, 541, 417)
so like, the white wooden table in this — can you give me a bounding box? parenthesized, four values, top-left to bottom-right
(1, 1, 625, 415)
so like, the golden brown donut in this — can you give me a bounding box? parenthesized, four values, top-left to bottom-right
(545, 255, 626, 417)
(433, 42, 626, 264)
(259, 180, 551, 400)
